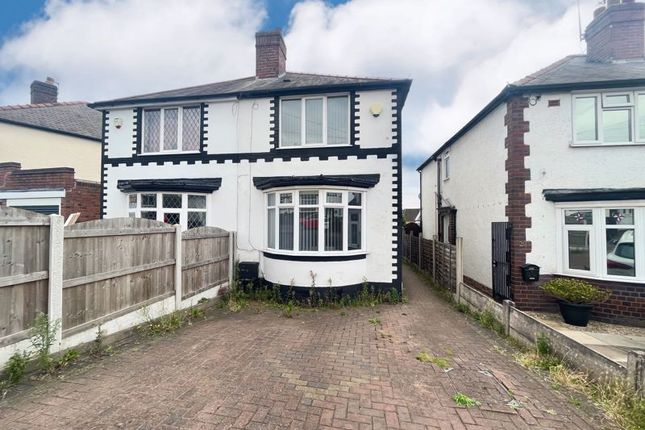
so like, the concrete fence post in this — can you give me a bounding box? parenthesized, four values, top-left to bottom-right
(627, 350, 645, 397)
(228, 231, 235, 288)
(455, 237, 463, 303)
(174, 225, 182, 309)
(48, 214, 64, 353)
(503, 300, 515, 337)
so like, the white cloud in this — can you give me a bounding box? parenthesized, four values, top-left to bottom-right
(284, 0, 596, 208)
(0, 0, 265, 103)
(0, 0, 598, 209)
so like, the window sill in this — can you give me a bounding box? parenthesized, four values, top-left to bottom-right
(263, 250, 367, 262)
(276, 144, 352, 150)
(139, 151, 201, 156)
(555, 272, 644, 285)
(570, 142, 645, 148)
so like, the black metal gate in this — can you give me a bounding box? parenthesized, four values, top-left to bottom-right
(491, 222, 512, 301)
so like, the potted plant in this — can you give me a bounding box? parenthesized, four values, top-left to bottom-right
(540, 278, 610, 327)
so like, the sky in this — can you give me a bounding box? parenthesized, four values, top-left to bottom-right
(0, 0, 596, 208)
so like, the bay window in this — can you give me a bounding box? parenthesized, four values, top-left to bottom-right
(266, 189, 365, 254)
(573, 91, 645, 145)
(559, 204, 645, 281)
(128, 192, 207, 230)
(280, 95, 349, 147)
(142, 106, 201, 153)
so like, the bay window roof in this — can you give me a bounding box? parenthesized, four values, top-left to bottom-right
(117, 178, 222, 193)
(252, 174, 380, 190)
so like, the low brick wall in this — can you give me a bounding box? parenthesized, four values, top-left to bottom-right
(513, 275, 645, 328)
(459, 281, 634, 387)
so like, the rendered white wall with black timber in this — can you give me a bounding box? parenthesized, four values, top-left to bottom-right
(419, 104, 508, 289)
(102, 89, 401, 289)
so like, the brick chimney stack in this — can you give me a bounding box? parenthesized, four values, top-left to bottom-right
(255, 29, 286, 79)
(30, 77, 58, 104)
(585, 0, 645, 63)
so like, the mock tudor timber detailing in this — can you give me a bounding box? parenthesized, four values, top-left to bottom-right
(133, 108, 141, 155)
(200, 103, 208, 153)
(351, 91, 359, 146)
(100, 111, 109, 218)
(392, 89, 402, 288)
(269, 97, 279, 150)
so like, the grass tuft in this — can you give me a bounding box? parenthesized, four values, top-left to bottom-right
(416, 351, 451, 369)
(453, 392, 481, 407)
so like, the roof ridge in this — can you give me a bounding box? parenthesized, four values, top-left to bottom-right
(0, 101, 88, 111)
(284, 70, 388, 81)
(514, 55, 579, 86)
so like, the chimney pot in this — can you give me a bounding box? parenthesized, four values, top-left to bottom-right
(585, 1, 645, 62)
(30, 78, 58, 104)
(255, 29, 286, 79)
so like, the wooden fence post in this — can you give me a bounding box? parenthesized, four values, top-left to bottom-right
(432, 236, 437, 280)
(174, 225, 182, 309)
(455, 237, 463, 303)
(418, 235, 422, 270)
(48, 214, 64, 353)
(228, 231, 235, 288)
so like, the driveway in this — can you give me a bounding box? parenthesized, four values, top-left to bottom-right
(0, 265, 603, 429)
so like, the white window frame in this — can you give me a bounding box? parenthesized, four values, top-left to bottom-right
(141, 105, 201, 154)
(572, 89, 645, 146)
(127, 192, 208, 231)
(264, 187, 366, 256)
(555, 201, 645, 283)
(278, 94, 350, 148)
(443, 151, 450, 180)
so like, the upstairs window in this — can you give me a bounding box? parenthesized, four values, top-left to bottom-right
(573, 91, 645, 145)
(443, 152, 450, 180)
(142, 106, 201, 153)
(280, 95, 349, 147)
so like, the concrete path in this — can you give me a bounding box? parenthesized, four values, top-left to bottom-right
(0, 265, 605, 429)
(539, 320, 645, 367)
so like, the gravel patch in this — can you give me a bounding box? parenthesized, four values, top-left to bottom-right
(527, 311, 645, 337)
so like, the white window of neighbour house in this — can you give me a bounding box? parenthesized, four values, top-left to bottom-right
(266, 189, 365, 254)
(573, 91, 645, 145)
(127, 193, 207, 230)
(280, 95, 350, 147)
(142, 106, 201, 153)
(443, 152, 450, 180)
(557, 203, 645, 282)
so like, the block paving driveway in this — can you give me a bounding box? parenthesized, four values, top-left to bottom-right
(0, 266, 604, 429)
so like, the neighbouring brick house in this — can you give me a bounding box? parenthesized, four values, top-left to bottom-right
(0, 162, 100, 222)
(418, 0, 645, 326)
(0, 78, 102, 182)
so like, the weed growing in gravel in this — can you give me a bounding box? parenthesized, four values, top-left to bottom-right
(368, 317, 381, 326)
(452, 393, 480, 407)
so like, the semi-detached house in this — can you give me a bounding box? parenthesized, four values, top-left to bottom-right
(91, 30, 411, 296)
(418, 0, 645, 326)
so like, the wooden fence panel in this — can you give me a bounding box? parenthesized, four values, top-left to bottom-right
(0, 208, 50, 340)
(182, 227, 229, 300)
(62, 218, 176, 333)
(404, 231, 457, 292)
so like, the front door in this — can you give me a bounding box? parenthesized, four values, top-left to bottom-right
(491, 222, 512, 300)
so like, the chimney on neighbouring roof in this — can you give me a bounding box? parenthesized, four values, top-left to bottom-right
(30, 77, 58, 104)
(585, 0, 645, 62)
(255, 29, 286, 79)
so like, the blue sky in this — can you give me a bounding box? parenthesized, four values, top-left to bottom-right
(0, 0, 593, 207)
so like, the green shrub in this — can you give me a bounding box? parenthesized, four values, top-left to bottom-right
(29, 312, 60, 371)
(540, 278, 610, 304)
(5, 352, 28, 385)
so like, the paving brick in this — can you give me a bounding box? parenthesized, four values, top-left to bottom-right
(0, 266, 605, 429)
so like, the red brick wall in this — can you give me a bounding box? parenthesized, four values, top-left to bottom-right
(585, 1, 645, 62)
(504, 96, 534, 307)
(255, 30, 286, 79)
(516, 275, 645, 327)
(0, 162, 100, 221)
